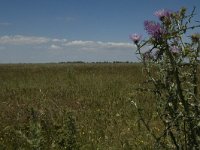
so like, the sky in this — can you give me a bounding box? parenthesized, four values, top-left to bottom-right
(0, 0, 200, 63)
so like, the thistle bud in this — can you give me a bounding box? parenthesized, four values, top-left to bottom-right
(191, 33, 200, 43)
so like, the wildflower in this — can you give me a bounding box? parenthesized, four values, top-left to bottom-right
(170, 45, 181, 54)
(129, 34, 142, 44)
(144, 21, 165, 39)
(179, 7, 187, 18)
(116, 113, 120, 117)
(154, 9, 172, 21)
(168, 102, 173, 107)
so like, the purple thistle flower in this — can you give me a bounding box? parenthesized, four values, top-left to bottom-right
(170, 45, 181, 54)
(154, 9, 172, 20)
(144, 21, 165, 39)
(129, 34, 142, 44)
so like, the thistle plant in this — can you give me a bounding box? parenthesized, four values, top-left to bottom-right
(53, 111, 79, 150)
(131, 7, 200, 149)
(15, 107, 43, 149)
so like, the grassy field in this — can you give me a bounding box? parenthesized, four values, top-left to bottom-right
(0, 63, 159, 149)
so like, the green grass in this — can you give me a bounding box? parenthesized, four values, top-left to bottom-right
(0, 63, 156, 149)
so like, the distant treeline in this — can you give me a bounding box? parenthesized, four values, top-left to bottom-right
(58, 61, 136, 64)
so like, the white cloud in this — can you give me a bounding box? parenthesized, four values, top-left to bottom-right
(63, 40, 95, 47)
(49, 44, 62, 50)
(0, 35, 137, 63)
(0, 35, 135, 50)
(63, 40, 134, 49)
(0, 35, 50, 45)
(98, 41, 133, 49)
(51, 38, 68, 42)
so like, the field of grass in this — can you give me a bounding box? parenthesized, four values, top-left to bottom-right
(0, 63, 159, 149)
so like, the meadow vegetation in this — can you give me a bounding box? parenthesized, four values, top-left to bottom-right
(0, 63, 160, 149)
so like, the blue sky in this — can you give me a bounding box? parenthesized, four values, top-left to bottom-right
(0, 0, 200, 63)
